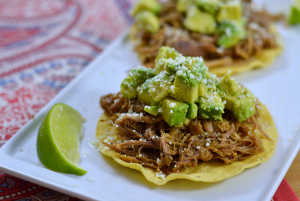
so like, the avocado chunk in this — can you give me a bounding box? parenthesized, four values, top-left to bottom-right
(131, 0, 162, 16)
(161, 98, 189, 126)
(216, 0, 242, 22)
(218, 72, 256, 122)
(171, 57, 206, 104)
(196, 0, 219, 14)
(155, 47, 182, 64)
(289, 0, 300, 25)
(205, 71, 219, 92)
(184, 6, 216, 34)
(135, 11, 160, 33)
(198, 92, 225, 121)
(183, 118, 191, 126)
(173, 73, 199, 104)
(216, 20, 246, 48)
(199, 82, 208, 97)
(144, 105, 159, 116)
(176, 0, 196, 12)
(187, 103, 198, 119)
(121, 66, 155, 99)
(154, 47, 183, 75)
(138, 78, 158, 105)
(148, 72, 175, 102)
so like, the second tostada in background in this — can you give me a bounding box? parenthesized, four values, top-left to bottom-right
(130, 0, 283, 75)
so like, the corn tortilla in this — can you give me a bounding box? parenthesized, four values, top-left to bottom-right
(96, 102, 278, 185)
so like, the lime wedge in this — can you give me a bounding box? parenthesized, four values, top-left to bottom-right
(37, 103, 87, 176)
(289, 0, 300, 25)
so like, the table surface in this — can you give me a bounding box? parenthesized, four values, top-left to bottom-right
(285, 151, 300, 198)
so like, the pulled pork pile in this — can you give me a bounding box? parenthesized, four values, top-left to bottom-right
(100, 93, 268, 175)
(133, 0, 284, 68)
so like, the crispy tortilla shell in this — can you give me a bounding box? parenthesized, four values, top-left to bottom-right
(96, 102, 277, 185)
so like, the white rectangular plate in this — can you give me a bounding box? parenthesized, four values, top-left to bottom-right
(1, 14, 300, 201)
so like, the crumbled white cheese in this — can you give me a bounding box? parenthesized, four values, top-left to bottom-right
(155, 171, 166, 180)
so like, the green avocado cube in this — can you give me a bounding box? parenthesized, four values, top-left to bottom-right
(289, 0, 300, 25)
(176, 0, 196, 12)
(184, 6, 216, 34)
(196, 0, 219, 14)
(161, 98, 189, 126)
(131, 0, 162, 16)
(154, 47, 182, 73)
(155, 58, 177, 75)
(144, 105, 159, 116)
(135, 11, 160, 33)
(216, 20, 246, 48)
(187, 103, 198, 119)
(199, 83, 208, 97)
(198, 92, 224, 121)
(173, 74, 199, 104)
(171, 57, 208, 104)
(148, 72, 175, 101)
(216, 0, 242, 22)
(218, 72, 256, 122)
(138, 78, 158, 105)
(121, 66, 155, 99)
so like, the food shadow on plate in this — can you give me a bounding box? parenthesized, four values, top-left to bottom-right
(101, 155, 220, 191)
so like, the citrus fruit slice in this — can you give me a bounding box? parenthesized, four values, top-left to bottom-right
(289, 0, 300, 25)
(37, 103, 87, 176)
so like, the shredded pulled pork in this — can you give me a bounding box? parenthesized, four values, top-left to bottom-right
(133, 0, 283, 68)
(100, 93, 268, 175)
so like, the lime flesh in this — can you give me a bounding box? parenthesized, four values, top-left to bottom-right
(289, 0, 300, 25)
(37, 103, 87, 176)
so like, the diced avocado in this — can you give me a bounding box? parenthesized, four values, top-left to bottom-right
(196, 0, 219, 14)
(198, 92, 225, 121)
(155, 47, 182, 63)
(205, 72, 219, 92)
(161, 98, 189, 126)
(170, 57, 207, 104)
(216, 20, 246, 48)
(173, 74, 199, 104)
(184, 6, 216, 34)
(289, 0, 300, 25)
(218, 71, 239, 95)
(144, 105, 159, 116)
(218, 72, 256, 122)
(176, 0, 196, 12)
(138, 78, 158, 105)
(154, 47, 183, 75)
(131, 0, 162, 16)
(121, 66, 155, 99)
(183, 56, 207, 74)
(135, 11, 160, 33)
(154, 47, 182, 73)
(155, 58, 177, 75)
(183, 118, 191, 126)
(216, 0, 242, 22)
(148, 72, 175, 101)
(198, 83, 208, 97)
(187, 103, 198, 119)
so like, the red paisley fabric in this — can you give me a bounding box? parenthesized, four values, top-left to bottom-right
(0, 0, 298, 200)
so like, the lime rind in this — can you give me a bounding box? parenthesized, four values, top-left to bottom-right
(289, 0, 300, 25)
(37, 103, 87, 176)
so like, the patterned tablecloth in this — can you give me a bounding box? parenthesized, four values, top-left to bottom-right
(0, 0, 298, 200)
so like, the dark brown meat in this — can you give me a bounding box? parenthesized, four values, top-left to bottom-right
(100, 93, 267, 175)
